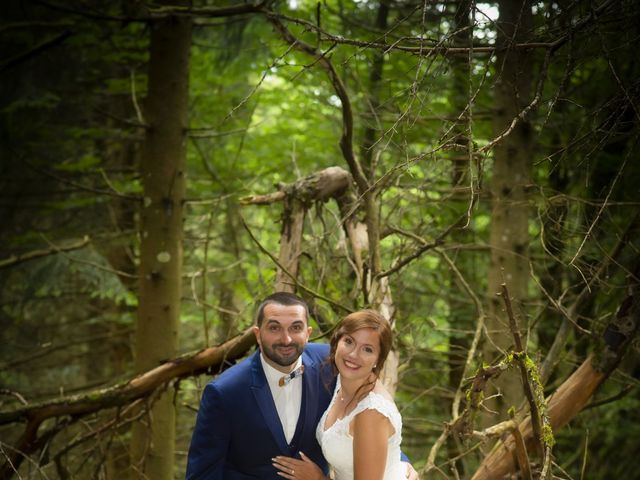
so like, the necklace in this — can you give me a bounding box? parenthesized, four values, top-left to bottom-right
(339, 388, 354, 403)
(337, 390, 353, 420)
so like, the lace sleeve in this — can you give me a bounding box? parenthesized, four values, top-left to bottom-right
(351, 392, 402, 440)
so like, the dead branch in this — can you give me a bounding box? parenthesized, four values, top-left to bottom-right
(240, 191, 287, 205)
(240, 166, 351, 206)
(240, 216, 352, 315)
(470, 417, 532, 480)
(471, 271, 640, 480)
(539, 210, 640, 382)
(377, 214, 466, 279)
(499, 284, 546, 459)
(0, 236, 90, 270)
(240, 165, 353, 297)
(0, 31, 71, 73)
(267, 17, 368, 195)
(0, 329, 256, 479)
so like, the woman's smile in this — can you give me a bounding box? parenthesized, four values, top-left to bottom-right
(335, 328, 380, 381)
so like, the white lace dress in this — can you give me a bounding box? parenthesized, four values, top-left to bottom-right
(316, 382, 404, 480)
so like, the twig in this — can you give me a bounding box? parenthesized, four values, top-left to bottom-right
(437, 250, 485, 419)
(377, 214, 466, 279)
(568, 135, 634, 268)
(39, 234, 138, 280)
(0, 236, 90, 270)
(423, 363, 506, 475)
(539, 209, 640, 382)
(508, 411, 533, 480)
(579, 429, 589, 480)
(21, 157, 140, 201)
(0, 31, 70, 73)
(240, 216, 352, 314)
(130, 70, 145, 125)
(499, 283, 544, 457)
(267, 15, 368, 194)
(0, 391, 28, 407)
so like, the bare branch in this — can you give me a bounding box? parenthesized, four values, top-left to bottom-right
(0, 330, 257, 477)
(0, 236, 90, 270)
(377, 214, 466, 278)
(267, 16, 369, 194)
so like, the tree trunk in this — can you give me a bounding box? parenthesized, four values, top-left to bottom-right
(275, 198, 306, 293)
(101, 104, 139, 480)
(447, 0, 473, 473)
(131, 8, 191, 480)
(483, 0, 533, 422)
(242, 166, 351, 295)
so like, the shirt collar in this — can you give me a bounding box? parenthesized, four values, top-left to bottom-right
(260, 353, 303, 387)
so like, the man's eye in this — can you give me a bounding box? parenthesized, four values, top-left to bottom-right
(269, 326, 280, 332)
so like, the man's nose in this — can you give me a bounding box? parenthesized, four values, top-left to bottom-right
(281, 330, 292, 343)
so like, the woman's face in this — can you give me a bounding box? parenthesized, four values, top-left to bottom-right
(334, 327, 380, 382)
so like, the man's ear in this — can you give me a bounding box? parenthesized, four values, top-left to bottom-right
(307, 326, 313, 337)
(252, 325, 261, 344)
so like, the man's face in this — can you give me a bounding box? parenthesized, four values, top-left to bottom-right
(253, 303, 312, 373)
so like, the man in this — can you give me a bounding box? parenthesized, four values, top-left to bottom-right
(186, 292, 416, 480)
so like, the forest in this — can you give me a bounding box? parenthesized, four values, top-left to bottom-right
(1, 0, 639, 479)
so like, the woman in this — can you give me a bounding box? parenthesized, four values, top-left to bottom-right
(273, 310, 404, 480)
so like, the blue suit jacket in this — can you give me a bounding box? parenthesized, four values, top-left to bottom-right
(186, 343, 335, 480)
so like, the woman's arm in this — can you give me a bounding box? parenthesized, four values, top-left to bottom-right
(352, 409, 394, 480)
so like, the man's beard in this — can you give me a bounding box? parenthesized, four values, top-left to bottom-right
(262, 342, 303, 367)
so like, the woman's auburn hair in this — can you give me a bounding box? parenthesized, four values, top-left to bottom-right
(328, 309, 393, 378)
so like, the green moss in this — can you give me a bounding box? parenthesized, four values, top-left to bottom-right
(543, 423, 556, 447)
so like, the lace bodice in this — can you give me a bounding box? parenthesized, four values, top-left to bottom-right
(316, 382, 404, 480)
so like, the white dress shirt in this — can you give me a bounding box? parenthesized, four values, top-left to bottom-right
(260, 354, 303, 444)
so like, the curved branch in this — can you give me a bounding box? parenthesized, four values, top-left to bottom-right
(0, 329, 256, 478)
(267, 16, 369, 194)
(377, 214, 465, 278)
(0, 236, 91, 270)
(472, 266, 640, 480)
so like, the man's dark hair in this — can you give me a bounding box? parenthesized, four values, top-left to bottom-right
(255, 292, 309, 326)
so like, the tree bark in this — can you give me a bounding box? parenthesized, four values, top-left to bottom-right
(131, 7, 191, 480)
(447, 0, 473, 472)
(242, 166, 352, 293)
(483, 0, 533, 421)
(275, 198, 306, 293)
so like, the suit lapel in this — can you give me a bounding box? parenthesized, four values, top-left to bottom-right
(250, 352, 289, 453)
(297, 350, 319, 440)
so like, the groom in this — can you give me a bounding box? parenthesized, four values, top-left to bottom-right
(186, 292, 416, 480)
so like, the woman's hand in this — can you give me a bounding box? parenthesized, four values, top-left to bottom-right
(403, 461, 420, 480)
(272, 451, 327, 480)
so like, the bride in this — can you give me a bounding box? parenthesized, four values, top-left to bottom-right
(273, 310, 406, 480)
